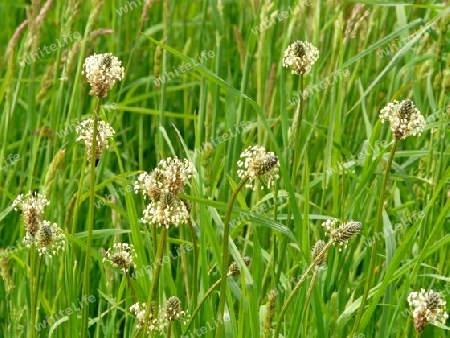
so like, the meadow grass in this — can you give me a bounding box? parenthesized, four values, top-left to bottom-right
(0, 0, 449, 337)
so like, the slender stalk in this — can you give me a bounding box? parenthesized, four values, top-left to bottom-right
(291, 76, 304, 180)
(127, 273, 138, 302)
(274, 241, 333, 338)
(215, 176, 249, 338)
(167, 321, 172, 338)
(81, 97, 101, 338)
(183, 278, 222, 334)
(187, 219, 198, 307)
(30, 253, 42, 338)
(144, 227, 168, 331)
(302, 267, 319, 337)
(352, 139, 398, 333)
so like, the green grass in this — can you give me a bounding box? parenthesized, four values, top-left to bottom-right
(0, 0, 449, 337)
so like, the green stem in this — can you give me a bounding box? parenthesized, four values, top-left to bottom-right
(81, 97, 101, 338)
(30, 253, 42, 338)
(127, 273, 138, 302)
(144, 227, 168, 331)
(183, 278, 222, 334)
(187, 219, 198, 308)
(274, 241, 333, 338)
(215, 176, 249, 338)
(352, 139, 398, 333)
(291, 76, 304, 181)
(167, 321, 172, 338)
(302, 267, 319, 337)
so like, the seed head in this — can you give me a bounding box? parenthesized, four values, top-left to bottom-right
(141, 195, 190, 228)
(164, 296, 188, 322)
(379, 99, 426, 139)
(323, 219, 361, 251)
(130, 302, 166, 333)
(408, 289, 448, 333)
(12, 192, 49, 236)
(134, 157, 195, 200)
(264, 289, 277, 336)
(227, 256, 251, 276)
(32, 221, 66, 257)
(311, 240, 327, 266)
(103, 243, 136, 273)
(76, 118, 115, 164)
(282, 40, 319, 75)
(237, 146, 280, 190)
(82, 53, 124, 97)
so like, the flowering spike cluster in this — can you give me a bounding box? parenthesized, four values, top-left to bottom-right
(237, 146, 280, 190)
(82, 53, 124, 97)
(12, 192, 49, 236)
(130, 302, 166, 333)
(32, 220, 65, 256)
(134, 157, 195, 228)
(12, 192, 66, 257)
(76, 118, 115, 164)
(164, 296, 189, 323)
(311, 240, 327, 266)
(227, 256, 251, 276)
(322, 219, 361, 251)
(282, 40, 319, 75)
(379, 99, 426, 139)
(103, 243, 136, 273)
(130, 297, 189, 333)
(408, 289, 448, 333)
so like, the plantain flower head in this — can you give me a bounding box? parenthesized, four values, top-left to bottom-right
(237, 145, 280, 190)
(379, 99, 426, 139)
(103, 243, 136, 273)
(12, 191, 50, 236)
(76, 118, 115, 165)
(408, 289, 448, 333)
(322, 219, 361, 251)
(282, 40, 319, 75)
(82, 53, 124, 97)
(23, 220, 66, 257)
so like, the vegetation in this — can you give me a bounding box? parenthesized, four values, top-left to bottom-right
(0, 1, 449, 337)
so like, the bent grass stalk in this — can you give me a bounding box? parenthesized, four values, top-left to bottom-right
(81, 97, 101, 338)
(274, 241, 333, 338)
(302, 266, 319, 337)
(352, 139, 398, 333)
(215, 176, 249, 338)
(183, 278, 222, 334)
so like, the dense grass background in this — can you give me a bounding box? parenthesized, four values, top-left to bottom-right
(0, 0, 449, 337)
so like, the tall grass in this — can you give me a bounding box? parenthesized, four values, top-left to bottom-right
(0, 0, 449, 337)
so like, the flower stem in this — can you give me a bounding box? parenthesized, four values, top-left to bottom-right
(291, 75, 304, 180)
(215, 176, 249, 338)
(144, 227, 168, 329)
(29, 253, 42, 338)
(81, 97, 101, 338)
(183, 278, 222, 334)
(167, 322, 172, 338)
(274, 241, 333, 338)
(126, 273, 138, 302)
(187, 219, 198, 307)
(302, 267, 319, 337)
(352, 139, 397, 333)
